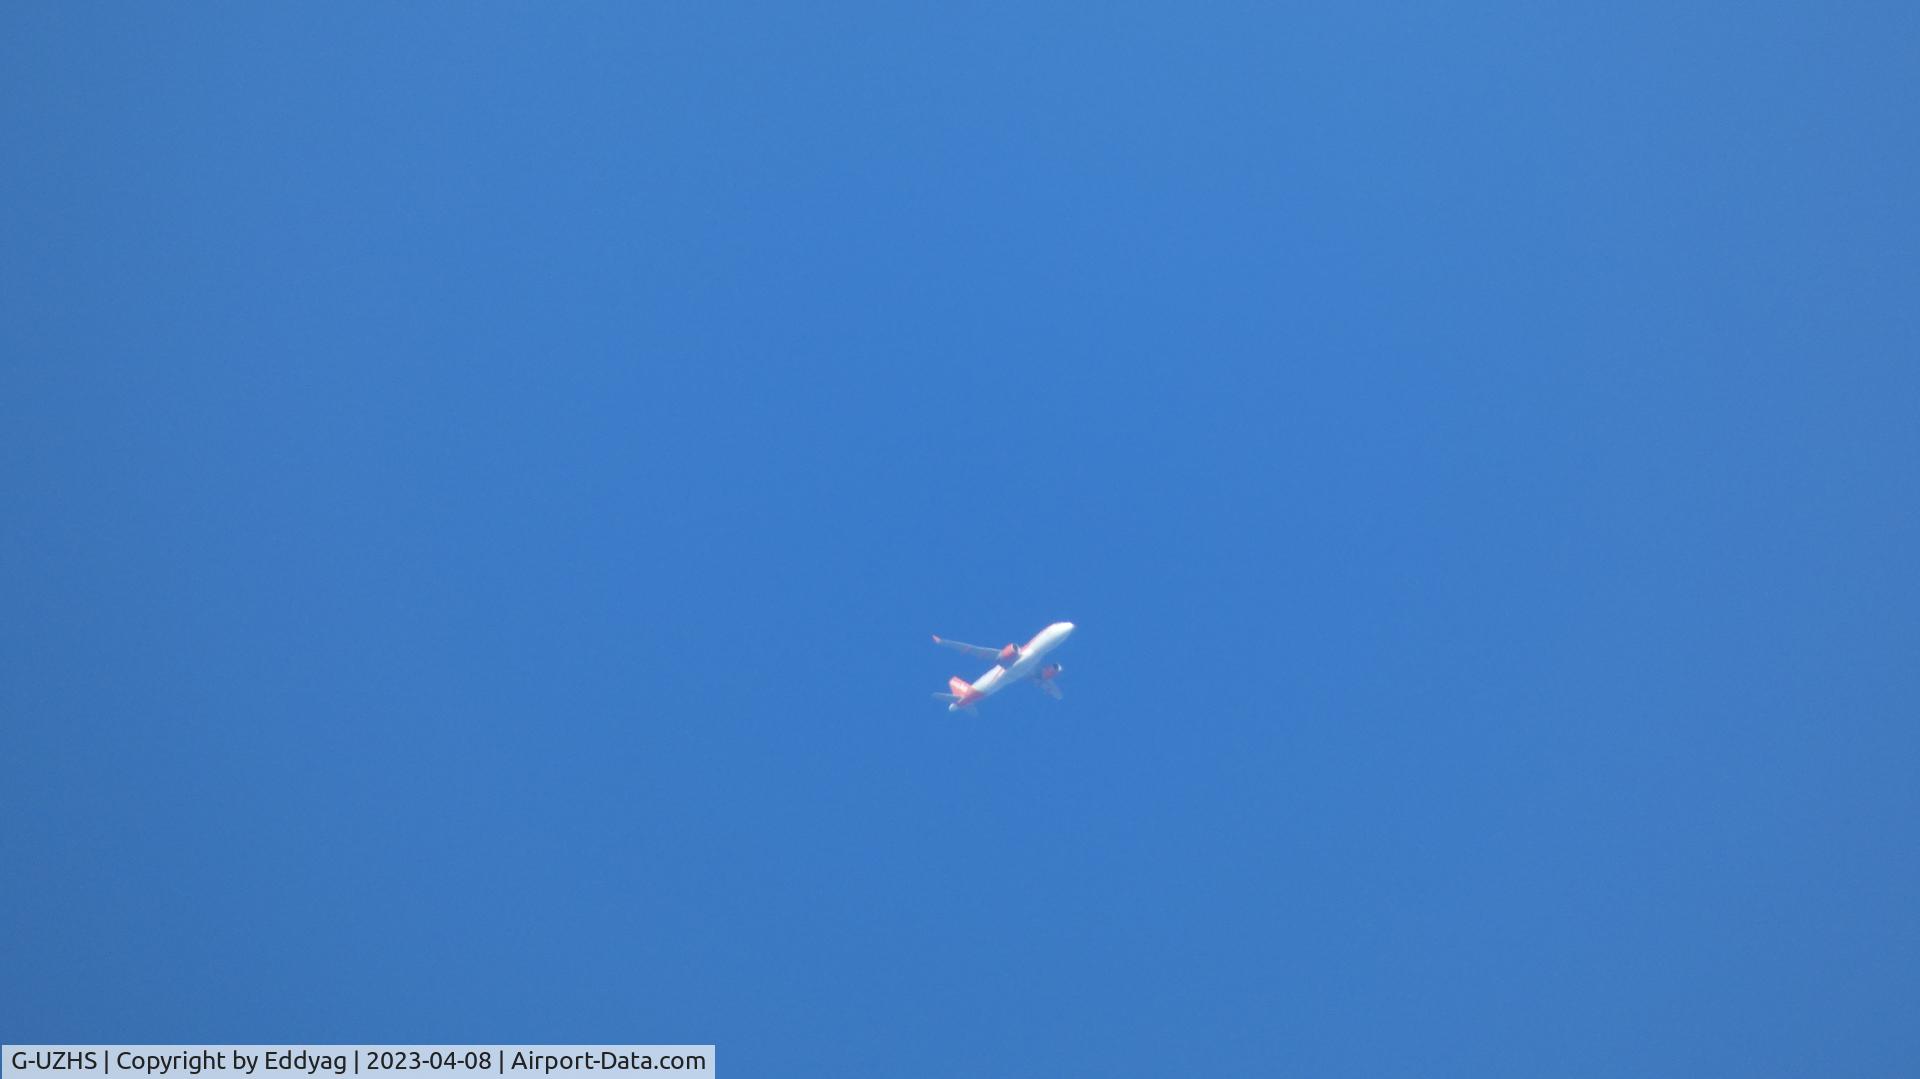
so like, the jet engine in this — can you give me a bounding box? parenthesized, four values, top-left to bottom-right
(997, 643, 1020, 665)
(1039, 663, 1063, 680)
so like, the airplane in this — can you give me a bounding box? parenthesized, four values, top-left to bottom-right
(931, 621, 1075, 713)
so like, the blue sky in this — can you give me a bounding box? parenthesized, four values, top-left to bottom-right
(3, 4, 1916, 1075)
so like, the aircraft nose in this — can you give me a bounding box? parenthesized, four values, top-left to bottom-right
(1058, 621, 1076, 636)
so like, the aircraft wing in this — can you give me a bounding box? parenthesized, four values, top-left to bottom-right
(1035, 679, 1064, 700)
(931, 635, 1003, 662)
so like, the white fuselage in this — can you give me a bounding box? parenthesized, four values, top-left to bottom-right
(953, 621, 1075, 709)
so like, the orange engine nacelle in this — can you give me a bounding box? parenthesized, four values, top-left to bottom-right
(997, 643, 1020, 665)
(1040, 663, 1063, 680)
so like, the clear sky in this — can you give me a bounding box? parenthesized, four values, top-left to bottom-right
(4, 4, 1916, 1075)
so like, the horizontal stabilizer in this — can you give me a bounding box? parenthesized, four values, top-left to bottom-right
(932, 692, 961, 702)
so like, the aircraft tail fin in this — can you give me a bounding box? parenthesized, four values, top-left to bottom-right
(939, 677, 983, 714)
